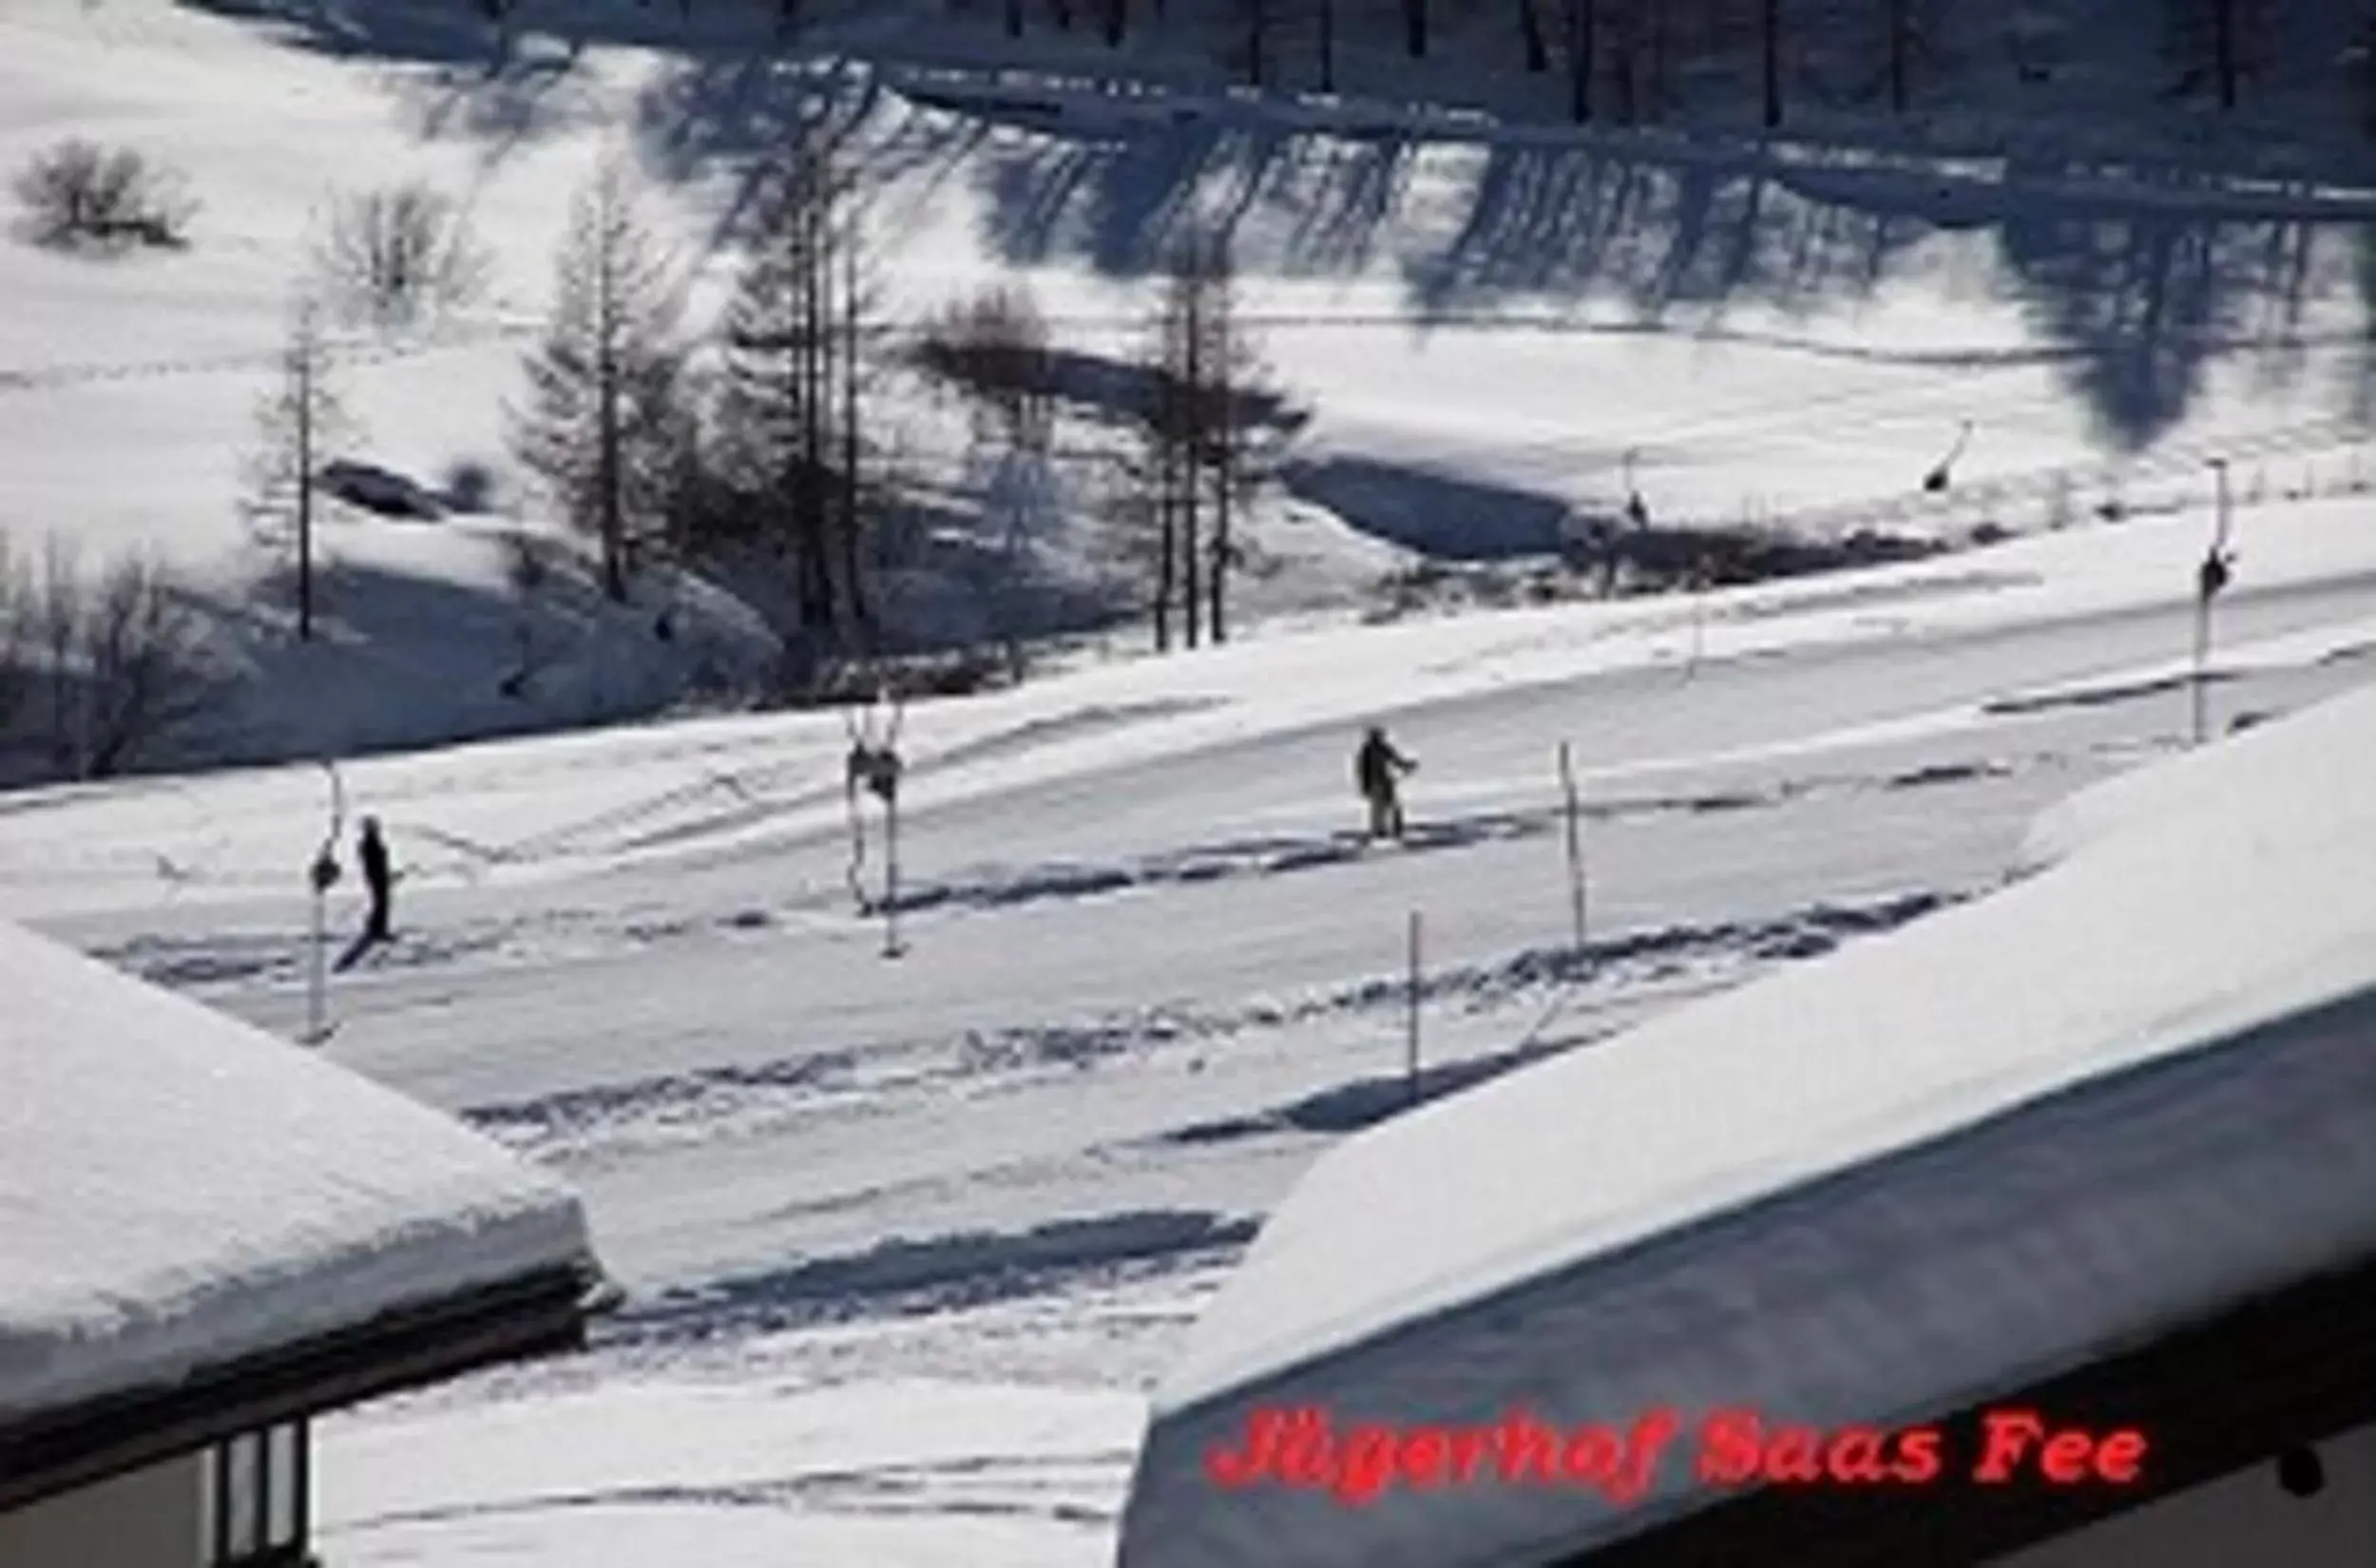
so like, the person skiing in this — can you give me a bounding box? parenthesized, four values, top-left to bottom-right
(1355, 725, 1416, 842)
(357, 815, 392, 944)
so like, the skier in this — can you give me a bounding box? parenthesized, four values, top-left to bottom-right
(356, 815, 392, 944)
(1355, 725, 1416, 842)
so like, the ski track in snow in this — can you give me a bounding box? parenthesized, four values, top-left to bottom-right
(393, 881, 1977, 1378)
(452, 881, 1967, 1162)
(80, 737, 2089, 996)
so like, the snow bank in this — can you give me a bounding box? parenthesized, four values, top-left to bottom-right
(1118, 679, 2376, 1568)
(0, 920, 592, 1420)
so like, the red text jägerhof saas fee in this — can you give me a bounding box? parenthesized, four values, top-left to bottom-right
(1204, 1406, 2150, 1506)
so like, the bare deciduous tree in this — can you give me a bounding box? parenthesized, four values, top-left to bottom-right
(0, 534, 220, 779)
(913, 283, 1057, 453)
(244, 295, 361, 642)
(78, 551, 220, 779)
(1519, 0, 1549, 71)
(712, 124, 887, 651)
(312, 180, 493, 331)
(509, 157, 688, 603)
(10, 139, 196, 251)
(0, 534, 34, 736)
(498, 527, 559, 698)
(1132, 236, 1269, 651)
(1763, 0, 1784, 126)
(38, 535, 82, 772)
(917, 282, 1059, 676)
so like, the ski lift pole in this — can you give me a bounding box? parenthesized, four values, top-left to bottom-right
(1406, 909, 1423, 1108)
(2192, 593, 2212, 746)
(883, 787, 902, 959)
(2195, 459, 2232, 747)
(305, 870, 329, 1040)
(1559, 742, 1586, 958)
(302, 758, 344, 1044)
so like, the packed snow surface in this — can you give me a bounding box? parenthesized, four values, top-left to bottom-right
(0, 919, 591, 1421)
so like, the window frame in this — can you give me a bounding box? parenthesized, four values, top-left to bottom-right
(199, 1418, 312, 1568)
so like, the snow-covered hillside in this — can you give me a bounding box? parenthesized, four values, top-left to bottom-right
(7, 0, 2376, 782)
(7, 3, 2376, 1563)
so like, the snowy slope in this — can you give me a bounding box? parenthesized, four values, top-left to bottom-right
(8, 0, 2376, 779)
(0, 917, 591, 1419)
(1118, 679, 2376, 1568)
(6, 492, 2375, 923)
(0, 466, 2347, 1562)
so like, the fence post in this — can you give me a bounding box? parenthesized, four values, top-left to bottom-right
(1406, 909, 1423, 1107)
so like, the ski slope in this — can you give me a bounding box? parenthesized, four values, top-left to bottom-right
(5, 3, 2376, 1563)
(5, 489, 2372, 1563)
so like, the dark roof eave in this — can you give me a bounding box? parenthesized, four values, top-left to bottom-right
(1546, 1249, 2376, 1566)
(0, 1261, 610, 1514)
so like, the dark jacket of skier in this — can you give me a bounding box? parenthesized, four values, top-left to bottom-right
(357, 816, 392, 941)
(1355, 727, 1415, 839)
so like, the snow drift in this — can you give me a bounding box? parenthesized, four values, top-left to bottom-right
(1117, 679, 2376, 1568)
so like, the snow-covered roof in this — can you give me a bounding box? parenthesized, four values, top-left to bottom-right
(0, 922, 592, 1424)
(1119, 681, 2376, 1568)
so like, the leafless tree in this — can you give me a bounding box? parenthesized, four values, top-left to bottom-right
(497, 527, 560, 699)
(712, 123, 887, 650)
(38, 535, 82, 772)
(244, 294, 362, 641)
(4, 536, 219, 778)
(0, 534, 34, 736)
(312, 180, 493, 332)
(1133, 235, 1268, 650)
(1763, 0, 1784, 126)
(1568, 0, 1595, 121)
(509, 157, 688, 603)
(912, 282, 1057, 455)
(10, 139, 196, 251)
(1519, 0, 1549, 71)
(78, 552, 220, 779)
(917, 282, 1060, 676)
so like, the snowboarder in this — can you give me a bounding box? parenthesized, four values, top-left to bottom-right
(356, 815, 392, 944)
(1355, 725, 1416, 842)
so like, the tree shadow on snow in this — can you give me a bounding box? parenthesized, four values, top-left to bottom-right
(177, 0, 2366, 449)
